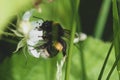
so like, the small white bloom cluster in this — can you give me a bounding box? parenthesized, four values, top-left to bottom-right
(20, 9, 49, 58)
(73, 33, 87, 43)
(56, 56, 66, 80)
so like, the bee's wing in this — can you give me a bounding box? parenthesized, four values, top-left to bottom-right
(63, 29, 71, 39)
(63, 29, 87, 43)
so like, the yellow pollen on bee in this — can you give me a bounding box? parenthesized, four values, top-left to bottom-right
(54, 42, 63, 51)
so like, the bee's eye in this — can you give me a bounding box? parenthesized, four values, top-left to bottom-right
(43, 22, 48, 27)
(43, 21, 52, 28)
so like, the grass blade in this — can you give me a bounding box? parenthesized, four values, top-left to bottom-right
(94, 0, 111, 39)
(65, 0, 80, 80)
(113, 0, 120, 79)
(98, 43, 113, 80)
(106, 53, 120, 80)
(77, 42, 87, 80)
(65, 19, 77, 80)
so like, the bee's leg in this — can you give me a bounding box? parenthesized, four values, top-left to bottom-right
(59, 39, 67, 56)
(36, 42, 49, 49)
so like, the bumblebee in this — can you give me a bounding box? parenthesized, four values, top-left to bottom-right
(27, 20, 68, 58)
(39, 21, 67, 57)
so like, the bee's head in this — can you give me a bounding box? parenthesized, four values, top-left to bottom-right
(40, 21, 53, 31)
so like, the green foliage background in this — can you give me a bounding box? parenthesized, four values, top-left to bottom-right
(0, 0, 33, 36)
(0, 37, 118, 80)
(0, 0, 119, 80)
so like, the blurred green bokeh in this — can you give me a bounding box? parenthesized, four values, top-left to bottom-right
(0, 0, 32, 36)
(0, 0, 117, 80)
(0, 37, 118, 80)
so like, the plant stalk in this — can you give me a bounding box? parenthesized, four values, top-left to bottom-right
(98, 43, 113, 80)
(65, 20, 77, 80)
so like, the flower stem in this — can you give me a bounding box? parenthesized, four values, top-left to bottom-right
(64, 0, 80, 80)
(65, 19, 77, 80)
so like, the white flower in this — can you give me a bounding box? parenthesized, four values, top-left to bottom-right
(22, 9, 33, 21)
(27, 30, 43, 46)
(28, 46, 50, 58)
(19, 21, 32, 36)
(28, 46, 41, 58)
(73, 33, 87, 43)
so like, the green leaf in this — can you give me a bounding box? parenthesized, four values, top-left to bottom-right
(14, 38, 26, 53)
(10, 29, 24, 37)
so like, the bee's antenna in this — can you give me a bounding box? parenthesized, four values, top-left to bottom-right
(32, 16, 44, 21)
